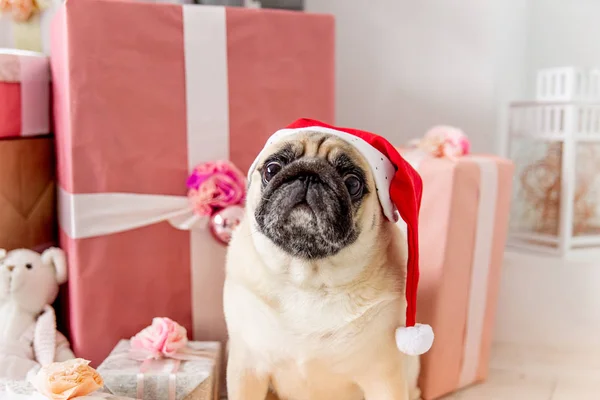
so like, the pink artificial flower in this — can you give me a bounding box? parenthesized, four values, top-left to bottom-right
(187, 160, 246, 217)
(130, 317, 188, 359)
(420, 125, 470, 158)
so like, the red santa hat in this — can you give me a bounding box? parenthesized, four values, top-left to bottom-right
(249, 118, 434, 356)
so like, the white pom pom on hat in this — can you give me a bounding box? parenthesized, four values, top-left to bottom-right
(249, 118, 434, 356)
(396, 323, 434, 356)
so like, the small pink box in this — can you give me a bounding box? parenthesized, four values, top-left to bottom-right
(0, 49, 50, 138)
(402, 151, 514, 399)
(51, 0, 334, 365)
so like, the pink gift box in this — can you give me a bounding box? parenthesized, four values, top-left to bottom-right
(51, 0, 334, 365)
(401, 151, 514, 399)
(0, 49, 51, 138)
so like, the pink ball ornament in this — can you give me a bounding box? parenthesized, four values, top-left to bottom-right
(210, 205, 245, 244)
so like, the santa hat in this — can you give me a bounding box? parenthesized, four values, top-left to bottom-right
(249, 118, 434, 356)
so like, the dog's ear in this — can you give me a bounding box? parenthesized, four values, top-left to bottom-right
(0, 249, 6, 260)
(41, 247, 68, 285)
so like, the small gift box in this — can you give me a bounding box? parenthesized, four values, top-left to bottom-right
(400, 127, 514, 399)
(0, 378, 34, 396)
(0, 49, 50, 138)
(97, 319, 221, 400)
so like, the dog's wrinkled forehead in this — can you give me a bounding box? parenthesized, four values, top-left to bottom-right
(256, 131, 371, 177)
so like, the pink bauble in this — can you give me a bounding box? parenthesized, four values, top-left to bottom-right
(210, 205, 245, 244)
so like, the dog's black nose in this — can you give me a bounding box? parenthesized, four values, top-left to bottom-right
(297, 173, 321, 184)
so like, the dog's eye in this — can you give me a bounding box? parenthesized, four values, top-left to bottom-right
(263, 162, 282, 182)
(344, 174, 363, 198)
(25, 263, 32, 270)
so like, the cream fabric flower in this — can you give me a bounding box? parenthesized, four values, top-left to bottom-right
(30, 358, 104, 400)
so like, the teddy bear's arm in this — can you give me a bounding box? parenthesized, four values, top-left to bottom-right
(54, 332, 75, 362)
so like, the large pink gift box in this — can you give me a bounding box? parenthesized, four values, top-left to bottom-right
(402, 151, 514, 399)
(51, 0, 334, 365)
(0, 49, 50, 138)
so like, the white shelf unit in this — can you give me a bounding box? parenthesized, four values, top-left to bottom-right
(536, 67, 600, 102)
(507, 100, 600, 258)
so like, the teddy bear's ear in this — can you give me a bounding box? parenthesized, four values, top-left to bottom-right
(41, 247, 68, 285)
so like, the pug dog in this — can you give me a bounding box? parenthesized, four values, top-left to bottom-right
(224, 120, 429, 400)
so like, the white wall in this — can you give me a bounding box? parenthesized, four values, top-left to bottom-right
(526, 0, 600, 94)
(305, 0, 530, 154)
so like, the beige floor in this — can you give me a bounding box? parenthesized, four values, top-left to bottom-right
(441, 343, 600, 399)
(222, 343, 600, 399)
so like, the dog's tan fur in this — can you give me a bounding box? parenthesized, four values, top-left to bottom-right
(224, 133, 420, 400)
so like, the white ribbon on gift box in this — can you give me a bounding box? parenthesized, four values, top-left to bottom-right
(458, 156, 497, 386)
(57, 6, 230, 339)
(404, 151, 498, 387)
(58, 191, 203, 239)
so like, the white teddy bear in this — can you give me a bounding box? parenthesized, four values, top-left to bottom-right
(0, 247, 75, 380)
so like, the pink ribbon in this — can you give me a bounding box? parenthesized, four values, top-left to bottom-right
(129, 346, 214, 400)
